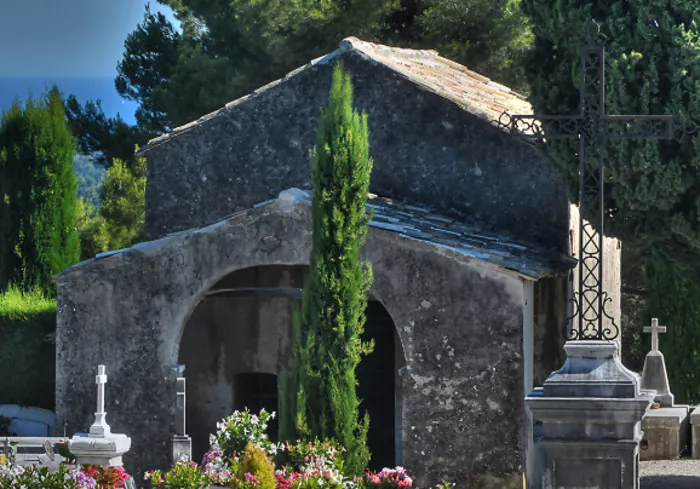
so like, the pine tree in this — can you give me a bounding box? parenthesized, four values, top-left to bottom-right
(0, 87, 80, 293)
(280, 64, 374, 475)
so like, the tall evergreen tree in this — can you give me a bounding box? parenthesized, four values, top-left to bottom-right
(0, 87, 80, 293)
(280, 64, 374, 475)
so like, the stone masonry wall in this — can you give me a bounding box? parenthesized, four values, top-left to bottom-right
(55, 197, 528, 488)
(140, 51, 569, 253)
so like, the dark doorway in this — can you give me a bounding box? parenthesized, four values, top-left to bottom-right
(234, 373, 279, 442)
(357, 301, 399, 470)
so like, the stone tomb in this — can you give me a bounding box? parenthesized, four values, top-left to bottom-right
(639, 319, 690, 460)
(690, 407, 700, 459)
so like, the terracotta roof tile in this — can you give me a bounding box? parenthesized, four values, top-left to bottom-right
(340, 37, 532, 125)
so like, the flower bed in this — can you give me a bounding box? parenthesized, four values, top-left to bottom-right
(147, 409, 453, 489)
(0, 456, 132, 489)
(0, 408, 453, 489)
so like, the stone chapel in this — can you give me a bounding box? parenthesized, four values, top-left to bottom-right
(54, 38, 622, 488)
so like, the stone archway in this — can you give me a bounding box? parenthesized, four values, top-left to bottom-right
(177, 264, 406, 466)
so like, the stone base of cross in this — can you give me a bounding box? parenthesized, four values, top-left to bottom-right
(640, 318, 674, 407)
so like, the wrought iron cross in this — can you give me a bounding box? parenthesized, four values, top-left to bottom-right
(498, 44, 675, 341)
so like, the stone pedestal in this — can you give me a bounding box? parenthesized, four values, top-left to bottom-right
(526, 341, 654, 489)
(69, 433, 131, 466)
(172, 435, 192, 464)
(689, 406, 700, 459)
(640, 406, 690, 460)
(640, 351, 674, 407)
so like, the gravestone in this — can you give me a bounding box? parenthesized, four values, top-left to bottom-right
(68, 365, 131, 466)
(639, 319, 690, 460)
(640, 319, 673, 407)
(527, 341, 654, 489)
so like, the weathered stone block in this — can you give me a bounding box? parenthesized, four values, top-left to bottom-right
(689, 406, 700, 459)
(640, 406, 689, 460)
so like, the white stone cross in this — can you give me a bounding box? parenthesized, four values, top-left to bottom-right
(89, 364, 111, 437)
(96, 365, 108, 414)
(644, 318, 667, 353)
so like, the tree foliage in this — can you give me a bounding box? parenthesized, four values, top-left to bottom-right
(115, 0, 532, 131)
(521, 0, 700, 277)
(522, 1, 700, 388)
(64, 96, 153, 169)
(645, 250, 700, 404)
(77, 156, 147, 260)
(0, 88, 80, 294)
(280, 65, 374, 476)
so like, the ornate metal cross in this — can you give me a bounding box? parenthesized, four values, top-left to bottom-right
(643, 318, 666, 353)
(498, 44, 675, 341)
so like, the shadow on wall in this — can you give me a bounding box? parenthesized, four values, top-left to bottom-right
(177, 264, 406, 469)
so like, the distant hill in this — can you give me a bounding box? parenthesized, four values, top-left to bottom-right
(0, 77, 138, 126)
(73, 154, 105, 207)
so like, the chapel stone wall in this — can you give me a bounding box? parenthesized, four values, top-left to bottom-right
(141, 51, 569, 252)
(55, 199, 530, 488)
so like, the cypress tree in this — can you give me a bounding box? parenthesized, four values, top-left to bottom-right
(0, 87, 80, 293)
(280, 64, 374, 475)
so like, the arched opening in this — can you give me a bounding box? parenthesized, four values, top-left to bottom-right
(178, 265, 406, 467)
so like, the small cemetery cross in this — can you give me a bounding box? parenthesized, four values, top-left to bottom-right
(96, 365, 107, 414)
(499, 43, 676, 341)
(89, 364, 111, 437)
(643, 318, 666, 353)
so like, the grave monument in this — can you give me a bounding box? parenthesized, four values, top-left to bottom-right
(501, 39, 679, 488)
(639, 318, 690, 461)
(68, 365, 132, 467)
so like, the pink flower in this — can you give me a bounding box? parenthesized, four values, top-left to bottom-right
(245, 472, 260, 486)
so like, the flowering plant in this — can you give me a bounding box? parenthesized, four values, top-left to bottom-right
(145, 459, 210, 489)
(210, 409, 278, 460)
(0, 461, 97, 489)
(364, 467, 413, 489)
(276, 439, 344, 476)
(273, 439, 348, 489)
(201, 446, 236, 486)
(81, 464, 131, 488)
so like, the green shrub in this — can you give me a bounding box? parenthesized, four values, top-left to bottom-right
(0, 286, 56, 408)
(238, 442, 276, 489)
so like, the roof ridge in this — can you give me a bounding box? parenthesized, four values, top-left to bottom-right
(340, 36, 439, 60)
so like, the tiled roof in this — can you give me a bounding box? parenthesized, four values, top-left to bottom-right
(340, 37, 532, 125)
(281, 189, 575, 280)
(140, 37, 531, 150)
(58, 188, 575, 281)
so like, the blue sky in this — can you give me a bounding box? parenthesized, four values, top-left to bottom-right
(0, 0, 178, 77)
